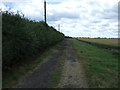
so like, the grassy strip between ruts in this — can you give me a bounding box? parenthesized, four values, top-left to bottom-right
(47, 48, 66, 88)
(71, 39, 118, 88)
(3, 44, 58, 88)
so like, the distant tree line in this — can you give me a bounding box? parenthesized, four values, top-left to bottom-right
(77, 37, 118, 39)
(65, 36, 73, 38)
(2, 11, 65, 71)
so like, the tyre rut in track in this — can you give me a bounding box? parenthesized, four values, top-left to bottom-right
(57, 39, 88, 88)
(15, 40, 67, 88)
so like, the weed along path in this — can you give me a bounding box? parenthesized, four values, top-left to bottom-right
(57, 40, 88, 88)
(15, 39, 87, 88)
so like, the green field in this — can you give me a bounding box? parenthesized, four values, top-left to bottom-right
(71, 39, 118, 88)
(78, 38, 119, 47)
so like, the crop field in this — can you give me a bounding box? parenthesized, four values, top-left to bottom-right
(78, 38, 119, 47)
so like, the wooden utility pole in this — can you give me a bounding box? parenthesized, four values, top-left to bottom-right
(44, 0, 46, 23)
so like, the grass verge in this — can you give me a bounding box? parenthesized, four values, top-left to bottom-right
(3, 44, 58, 88)
(71, 39, 118, 88)
(47, 49, 66, 88)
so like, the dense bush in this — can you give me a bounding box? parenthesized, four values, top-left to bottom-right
(2, 11, 64, 71)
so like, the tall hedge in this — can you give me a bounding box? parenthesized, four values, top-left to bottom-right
(2, 11, 64, 71)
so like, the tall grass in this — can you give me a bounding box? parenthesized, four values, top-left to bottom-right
(2, 11, 64, 72)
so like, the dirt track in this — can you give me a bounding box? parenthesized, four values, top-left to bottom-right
(15, 39, 88, 88)
(57, 39, 88, 88)
(15, 40, 66, 88)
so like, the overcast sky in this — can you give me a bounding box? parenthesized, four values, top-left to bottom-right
(1, 0, 119, 38)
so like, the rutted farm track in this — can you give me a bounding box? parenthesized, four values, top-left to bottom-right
(15, 39, 88, 88)
(57, 39, 88, 88)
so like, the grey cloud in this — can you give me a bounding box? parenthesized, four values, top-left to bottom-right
(112, 30, 118, 33)
(47, 11, 80, 21)
(88, 1, 100, 7)
(101, 23, 109, 27)
(91, 20, 101, 23)
(47, 0, 63, 3)
(100, 4, 118, 20)
(118, 2, 120, 20)
(89, 2, 118, 23)
(83, 29, 90, 32)
(3, 0, 118, 38)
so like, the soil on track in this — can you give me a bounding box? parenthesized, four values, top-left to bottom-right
(15, 39, 88, 88)
(57, 39, 88, 88)
(16, 40, 66, 88)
